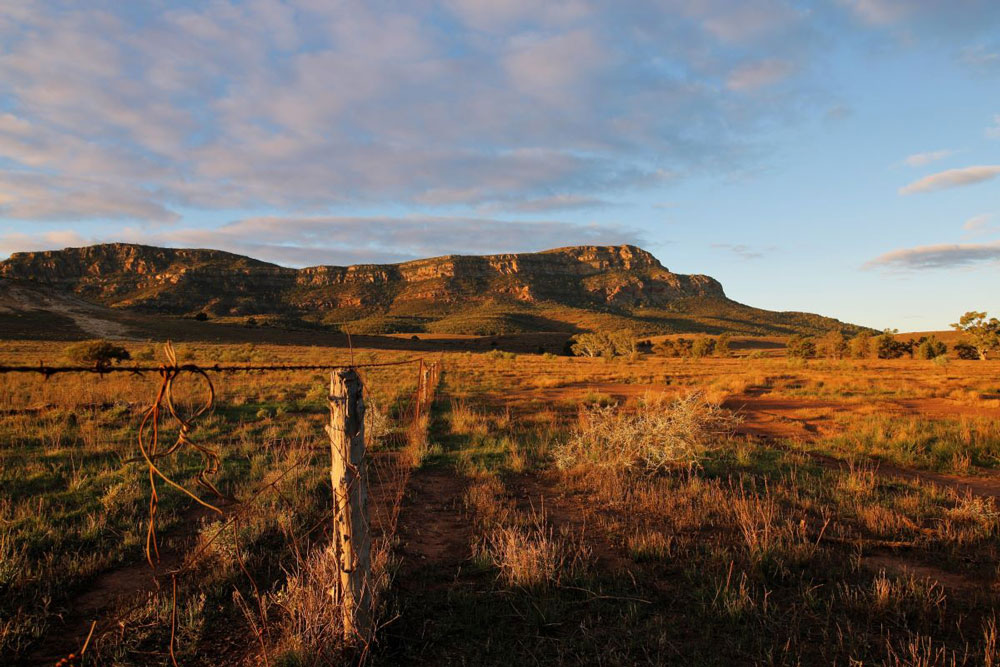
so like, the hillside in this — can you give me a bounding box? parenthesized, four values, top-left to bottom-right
(0, 243, 863, 337)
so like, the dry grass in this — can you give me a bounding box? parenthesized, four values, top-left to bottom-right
(3, 338, 1000, 664)
(554, 391, 739, 471)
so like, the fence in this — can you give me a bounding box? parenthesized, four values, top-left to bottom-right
(5, 346, 442, 664)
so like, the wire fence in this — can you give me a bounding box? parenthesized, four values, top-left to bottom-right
(4, 342, 440, 666)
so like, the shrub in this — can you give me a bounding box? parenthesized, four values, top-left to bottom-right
(715, 333, 731, 358)
(570, 331, 636, 358)
(653, 338, 685, 357)
(194, 312, 209, 321)
(954, 342, 980, 360)
(817, 330, 848, 359)
(849, 332, 872, 359)
(786, 335, 816, 359)
(874, 330, 907, 359)
(554, 392, 739, 471)
(916, 336, 947, 360)
(691, 337, 716, 358)
(63, 340, 131, 369)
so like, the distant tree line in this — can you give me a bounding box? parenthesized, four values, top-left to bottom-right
(565, 310, 999, 362)
(648, 334, 731, 358)
(784, 310, 1000, 361)
(784, 330, 952, 360)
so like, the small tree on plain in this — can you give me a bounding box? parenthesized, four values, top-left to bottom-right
(715, 333, 731, 357)
(817, 330, 847, 359)
(874, 329, 907, 359)
(953, 342, 980, 360)
(64, 340, 131, 369)
(951, 311, 1000, 360)
(609, 330, 637, 356)
(570, 333, 609, 358)
(849, 331, 872, 359)
(916, 336, 947, 360)
(691, 337, 716, 358)
(786, 335, 816, 359)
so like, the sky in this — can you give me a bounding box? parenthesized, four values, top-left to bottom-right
(0, 0, 998, 331)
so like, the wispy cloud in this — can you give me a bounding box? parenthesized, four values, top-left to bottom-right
(987, 115, 1000, 139)
(899, 166, 1000, 195)
(711, 243, 777, 260)
(963, 213, 994, 232)
(865, 241, 1000, 270)
(0, 217, 646, 267)
(484, 195, 611, 213)
(726, 59, 795, 91)
(902, 149, 954, 167)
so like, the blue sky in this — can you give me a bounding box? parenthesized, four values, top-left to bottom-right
(0, 0, 998, 330)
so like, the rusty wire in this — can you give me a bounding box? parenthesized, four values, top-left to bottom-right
(0, 357, 421, 377)
(33, 345, 430, 664)
(138, 341, 225, 569)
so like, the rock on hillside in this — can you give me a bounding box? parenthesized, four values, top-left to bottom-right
(0, 242, 859, 337)
(0, 243, 723, 315)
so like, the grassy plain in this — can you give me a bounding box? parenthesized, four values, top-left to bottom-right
(2, 337, 999, 665)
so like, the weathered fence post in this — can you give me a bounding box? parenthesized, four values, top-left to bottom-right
(326, 367, 372, 642)
(415, 359, 426, 423)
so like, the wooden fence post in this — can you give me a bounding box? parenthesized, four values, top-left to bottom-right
(326, 367, 372, 642)
(415, 359, 426, 423)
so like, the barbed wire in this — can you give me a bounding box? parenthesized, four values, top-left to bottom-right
(37, 346, 436, 665)
(0, 356, 423, 377)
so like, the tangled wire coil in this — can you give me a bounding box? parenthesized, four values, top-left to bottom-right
(137, 342, 224, 568)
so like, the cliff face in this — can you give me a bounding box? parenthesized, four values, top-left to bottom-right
(0, 243, 725, 316)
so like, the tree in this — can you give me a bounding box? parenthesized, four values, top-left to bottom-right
(571, 331, 636, 358)
(64, 340, 131, 369)
(953, 342, 980, 360)
(874, 329, 907, 359)
(951, 311, 1000, 360)
(570, 333, 608, 358)
(916, 336, 947, 360)
(786, 335, 816, 359)
(609, 330, 637, 356)
(817, 330, 847, 359)
(715, 333, 732, 357)
(691, 337, 716, 358)
(849, 331, 873, 359)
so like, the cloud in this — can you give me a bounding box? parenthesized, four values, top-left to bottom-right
(0, 172, 179, 222)
(838, 0, 913, 25)
(0, 0, 826, 223)
(0, 216, 646, 267)
(484, 194, 610, 213)
(902, 149, 954, 167)
(899, 166, 1000, 195)
(839, 0, 1000, 29)
(711, 243, 777, 260)
(865, 241, 1000, 270)
(726, 59, 795, 91)
(961, 45, 1000, 71)
(988, 115, 1000, 139)
(963, 214, 994, 232)
(0, 0, 988, 231)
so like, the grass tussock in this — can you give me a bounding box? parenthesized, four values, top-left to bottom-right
(465, 475, 590, 590)
(555, 392, 739, 471)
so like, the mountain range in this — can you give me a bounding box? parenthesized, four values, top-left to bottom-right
(0, 243, 862, 338)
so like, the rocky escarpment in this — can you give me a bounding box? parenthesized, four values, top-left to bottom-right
(0, 243, 725, 317)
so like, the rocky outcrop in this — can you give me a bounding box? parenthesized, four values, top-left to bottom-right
(0, 243, 725, 317)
